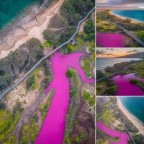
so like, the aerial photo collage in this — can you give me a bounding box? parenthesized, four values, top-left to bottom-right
(0, 0, 144, 144)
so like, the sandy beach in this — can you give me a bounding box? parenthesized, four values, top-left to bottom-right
(0, 0, 64, 60)
(117, 98, 144, 134)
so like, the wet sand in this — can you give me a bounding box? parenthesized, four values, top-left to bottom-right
(117, 98, 144, 134)
(0, 0, 64, 60)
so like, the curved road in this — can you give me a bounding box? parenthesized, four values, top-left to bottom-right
(108, 20, 144, 47)
(0, 7, 95, 100)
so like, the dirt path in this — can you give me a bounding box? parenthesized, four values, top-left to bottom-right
(0, 0, 64, 60)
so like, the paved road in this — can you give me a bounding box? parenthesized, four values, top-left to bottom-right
(0, 7, 95, 100)
(97, 70, 123, 83)
(108, 20, 144, 47)
(97, 66, 129, 83)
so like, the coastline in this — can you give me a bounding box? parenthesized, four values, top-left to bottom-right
(110, 10, 143, 24)
(96, 58, 142, 71)
(0, 0, 63, 60)
(117, 98, 144, 134)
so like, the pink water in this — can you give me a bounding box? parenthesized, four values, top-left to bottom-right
(35, 51, 95, 144)
(96, 32, 124, 47)
(112, 73, 144, 96)
(97, 122, 129, 144)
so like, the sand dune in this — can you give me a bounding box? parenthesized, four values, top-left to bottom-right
(0, 0, 64, 60)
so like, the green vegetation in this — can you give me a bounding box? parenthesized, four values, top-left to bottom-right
(43, 27, 76, 48)
(20, 124, 29, 144)
(61, 32, 86, 54)
(40, 44, 45, 49)
(66, 69, 74, 78)
(90, 51, 95, 62)
(82, 58, 92, 78)
(136, 30, 144, 41)
(26, 75, 35, 90)
(103, 86, 117, 95)
(83, 91, 95, 106)
(130, 79, 144, 91)
(43, 29, 60, 47)
(39, 94, 53, 120)
(84, 19, 95, 41)
(29, 117, 40, 143)
(131, 134, 144, 144)
(20, 115, 40, 144)
(97, 70, 105, 80)
(0, 103, 22, 141)
(43, 0, 95, 50)
(61, 0, 94, 25)
(75, 132, 86, 144)
(0, 70, 5, 76)
(26, 68, 40, 91)
(97, 76, 118, 96)
(97, 13, 118, 32)
(64, 69, 79, 143)
(3, 135, 16, 144)
(44, 40, 53, 48)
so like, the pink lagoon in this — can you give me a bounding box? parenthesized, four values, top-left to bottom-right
(112, 73, 144, 96)
(97, 121, 129, 144)
(97, 32, 124, 47)
(35, 51, 94, 144)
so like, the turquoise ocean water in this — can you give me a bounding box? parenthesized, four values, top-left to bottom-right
(119, 97, 144, 124)
(112, 10, 144, 22)
(0, 0, 39, 29)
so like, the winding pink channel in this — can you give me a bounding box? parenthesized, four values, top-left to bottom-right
(112, 73, 144, 96)
(97, 122, 129, 144)
(96, 32, 124, 47)
(35, 51, 95, 144)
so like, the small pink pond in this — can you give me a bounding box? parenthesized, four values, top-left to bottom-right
(96, 32, 124, 47)
(97, 122, 129, 144)
(35, 51, 95, 144)
(112, 73, 144, 96)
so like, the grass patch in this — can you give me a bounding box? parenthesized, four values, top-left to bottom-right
(39, 93, 53, 120)
(29, 117, 40, 143)
(0, 103, 22, 141)
(20, 115, 40, 144)
(136, 30, 144, 41)
(26, 68, 41, 91)
(130, 79, 144, 91)
(83, 91, 95, 106)
(75, 132, 86, 144)
(82, 58, 92, 78)
(20, 124, 29, 144)
(3, 135, 16, 144)
(64, 69, 79, 143)
(44, 40, 53, 48)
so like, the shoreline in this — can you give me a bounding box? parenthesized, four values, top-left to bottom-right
(0, 0, 63, 60)
(110, 10, 144, 24)
(96, 58, 142, 71)
(117, 98, 144, 134)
